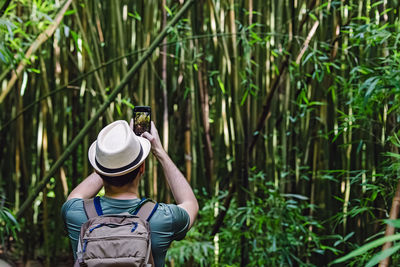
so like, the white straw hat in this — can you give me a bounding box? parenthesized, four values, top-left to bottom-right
(88, 120, 151, 176)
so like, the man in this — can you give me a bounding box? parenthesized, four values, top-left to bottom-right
(62, 120, 198, 266)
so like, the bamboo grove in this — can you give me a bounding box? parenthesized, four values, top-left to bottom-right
(1, 0, 400, 266)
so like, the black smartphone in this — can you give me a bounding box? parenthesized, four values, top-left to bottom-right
(133, 106, 151, 136)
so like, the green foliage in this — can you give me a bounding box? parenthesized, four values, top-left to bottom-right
(0, 193, 20, 248)
(167, 171, 328, 266)
(329, 135, 400, 266)
(166, 189, 215, 266)
(330, 231, 400, 266)
(0, 0, 58, 66)
(166, 228, 214, 266)
(235, 171, 324, 266)
(335, 19, 400, 143)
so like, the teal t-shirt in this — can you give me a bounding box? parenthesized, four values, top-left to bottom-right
(61, 197, 190, 267)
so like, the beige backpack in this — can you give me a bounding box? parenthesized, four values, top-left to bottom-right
(74, 197, 158, 267)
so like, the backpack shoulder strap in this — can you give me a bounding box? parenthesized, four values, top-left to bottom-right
(134, 198, 158, 266)
(134, 198, 158, 221)
(83, 196, 103, 219)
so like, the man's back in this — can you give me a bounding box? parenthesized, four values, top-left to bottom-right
(62, 196, 190, 267)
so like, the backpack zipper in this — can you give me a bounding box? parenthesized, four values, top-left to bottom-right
(87, 222, 139, 233)
(131, 222, 138, 232)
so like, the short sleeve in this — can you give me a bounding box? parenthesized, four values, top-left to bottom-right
(61, 198, 87, 258)
(167, 204, 190, 241)
(61, 198, 84, 221)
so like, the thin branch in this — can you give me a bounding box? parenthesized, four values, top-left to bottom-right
(295, 20, 319, 65)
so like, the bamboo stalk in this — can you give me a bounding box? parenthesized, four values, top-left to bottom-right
(378, 0, 395, 264)
(16, 0, 195, 219)
(40, 58, 68, 197)
(379, 147, 400, 266)
(249, 9, 319, 154)
(197, 59, 214, 189)
(378, 183, 400, 267)
(40, 95, 50, 267)
(162, 0, 169, 154)
(150, 51, 158, 199)
(71, 1, 113, 123)
(184, 62, 192, 182)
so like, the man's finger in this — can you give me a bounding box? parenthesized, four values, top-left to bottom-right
(141, 132, 152, 140)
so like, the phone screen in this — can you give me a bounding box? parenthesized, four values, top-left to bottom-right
(133, 106, 151, 135)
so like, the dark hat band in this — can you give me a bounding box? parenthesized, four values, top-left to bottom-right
(95, 145, 143, 174)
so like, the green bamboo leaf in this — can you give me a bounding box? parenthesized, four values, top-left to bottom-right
(384, 219, 400, 228)
(240, 89, 249, 106)
(384, 152, 400, 160)
(302, 51, 314, 66)
(308, 101, 325, 106)
(128, 11, 141, 21)
(64, 9, 76, 16)
(70, 30, 81, 52)
(365, 77, 379, 98)
(183, 87, 190, 99)
(282, 194, 308, 200)
(381, 8, 393, 16)
(300, 90, 309, 105)
(121, 99, 135, 109)
(116, 103, 122, 116)
(309, 13, 318, 21)
(0, 50, 6, 63)
(217, 76, 226, 94)
(331, 234, 400, 265)
(343, 232, 355, 242)
(320, 245, 342, 255)
(29, 68, 40, 74)
(371, 1, 383, 8)
(4, 210, 18, 226)
(365, 244, 400, 267)
(164, 5, 173, 16)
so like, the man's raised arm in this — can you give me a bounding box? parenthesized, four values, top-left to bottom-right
(142, 121, 199, 229)
(66, 172, 103, 200)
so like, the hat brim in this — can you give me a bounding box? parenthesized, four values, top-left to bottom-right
(88, 136, 151, 177)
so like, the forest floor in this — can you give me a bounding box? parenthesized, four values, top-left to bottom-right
(0, 257, 74, 267)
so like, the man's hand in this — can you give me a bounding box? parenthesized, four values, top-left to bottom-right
(141, 121, 166, 159)
(142, 121, 199, 229)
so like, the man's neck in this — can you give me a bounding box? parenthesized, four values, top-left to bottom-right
(104, 191, 139, 199)
(104, 185, 139, 199)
